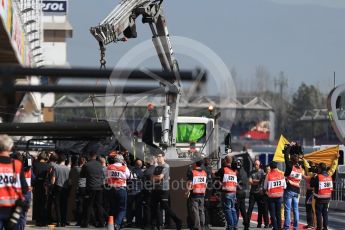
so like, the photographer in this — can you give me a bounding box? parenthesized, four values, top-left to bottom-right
(310, 163, 333, 230)
(234, 159, 247, 229)
(142, 156, 157, 229)
(17, 153, 34, 230)
(264, 161, 286, 230)
(186, 157, 207, 230)
(75, 156, 87, 226)
(244, 159, 268, 229)
(32, 152, 50, 226)
(303, 152, 339, 229)
(283, 142, 305, 230)
(106, 154, 131, 230)
(80, 149, 105, 228)
(126, 159, 144, 227)
(216, 155, 238, 230)
(51, 154, 70, 227)
(0, 135, 28, 230)
(302, 160, 316, 229)
(202, 158, 213, 230)
(151, 152, 182, 230)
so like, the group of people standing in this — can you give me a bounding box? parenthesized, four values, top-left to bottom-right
(0, 133, 339, 230)
(105, 151, 182, 230)
(31, 147, 183, 230)
(205, 142, 337, 230)
(29, 142, 339, 230)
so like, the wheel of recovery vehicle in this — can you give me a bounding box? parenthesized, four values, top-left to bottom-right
(210, 207, 226, 227)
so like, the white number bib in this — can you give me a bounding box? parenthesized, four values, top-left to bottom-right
(193, 176, 206, 185)
(290, 172, 302, 180)
(319, 181, 333, 189)
(223, 174, 237, 183)
(108, 170, 126, 179)
(0, 173, 21, 188)
(268, 179, 285, 189)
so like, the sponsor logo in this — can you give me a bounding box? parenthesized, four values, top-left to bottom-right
(42, 0, 67, 14)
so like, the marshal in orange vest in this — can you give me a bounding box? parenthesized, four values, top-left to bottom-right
(0, 160, 23, 207)
(267, 169, 286, 198)
(286, 165, 303, 188)
(316, 174, 333, 199)
(222, 167, 237, 193)
(191, 169, 207, 194)
(107, 163, 128, 188)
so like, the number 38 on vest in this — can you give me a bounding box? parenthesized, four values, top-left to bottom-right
(317, 174, 333, 198)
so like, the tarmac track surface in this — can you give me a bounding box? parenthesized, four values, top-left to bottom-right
(26, 206, 344, 230)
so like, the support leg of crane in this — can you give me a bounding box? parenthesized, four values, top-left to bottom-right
(149, 23, 171, 71)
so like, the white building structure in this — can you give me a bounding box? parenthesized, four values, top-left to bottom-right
(41, 0, 72, 118)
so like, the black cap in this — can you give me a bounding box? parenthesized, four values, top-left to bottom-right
(290, 145, 303, 155)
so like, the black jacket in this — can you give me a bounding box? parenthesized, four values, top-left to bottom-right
(80, 160, 104, 190)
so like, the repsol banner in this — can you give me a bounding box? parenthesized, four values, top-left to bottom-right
(42, 0, 67, 15)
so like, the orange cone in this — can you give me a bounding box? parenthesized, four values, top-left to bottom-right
(107, 216, 114, 230)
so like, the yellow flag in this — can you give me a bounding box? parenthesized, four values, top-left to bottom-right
(273, 135, 290, 162)
(304, 145, 339, 167)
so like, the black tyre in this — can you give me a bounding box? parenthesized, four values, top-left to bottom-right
(210, 206, 226, 227)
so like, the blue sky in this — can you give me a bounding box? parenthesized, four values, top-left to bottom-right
(67, 0, 345, 93)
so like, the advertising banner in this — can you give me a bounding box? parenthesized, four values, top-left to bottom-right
(11, 4, 24, 63)
(42, 0, 67, 15)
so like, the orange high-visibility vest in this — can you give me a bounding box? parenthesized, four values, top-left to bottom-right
(107, 163, 127, 187)
(317, 174, 333, 199)
(0, 160, 23, 207)
(222, 167, 237, 192)
(267, 169, 285, 198)
(287, 165, 303, 187)
(24, 169, 32, 191)
(192, 169, 207, 194)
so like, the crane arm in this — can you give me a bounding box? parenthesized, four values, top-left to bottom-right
(90, 0, 146, 45)
(90, 0, 181, 152)
(141, 2, 181, 147)
(90, 1, 178, 72)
